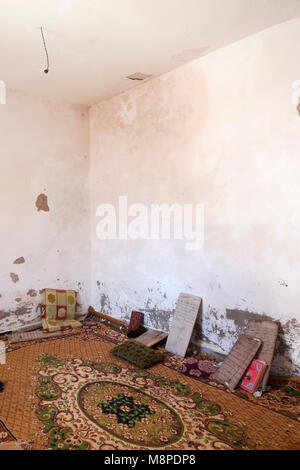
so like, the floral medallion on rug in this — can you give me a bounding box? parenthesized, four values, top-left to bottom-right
(31, 353, 250, 450)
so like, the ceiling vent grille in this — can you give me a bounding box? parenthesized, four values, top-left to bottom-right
(126, 72, 152, 81)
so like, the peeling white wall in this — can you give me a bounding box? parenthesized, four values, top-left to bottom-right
(90, 19, 300, 376)
(0, 89, 90, 331)
(1, 19, 299, 376)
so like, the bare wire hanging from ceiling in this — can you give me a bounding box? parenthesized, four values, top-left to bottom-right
(40, 27, 49, 74)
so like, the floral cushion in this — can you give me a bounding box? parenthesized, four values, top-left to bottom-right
(41, 289, 81, 333)
(178, 358, 218, 380)
(111, 340, 165, 369)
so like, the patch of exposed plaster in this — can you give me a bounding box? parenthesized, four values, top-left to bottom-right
(27, 289, 37, 297)
(13, 256, 25, 265)
(226, 308, 274, 332)
(0, 305, 31, 321)
(95, 283, 116, 316)
(94, 282, 175, 332)
(139, 297, 175, 331)
(0, 311, 10, 321)
(0, 302, 38, 332)
(35, 193, 49, 212)
(99, 293, 113, 314)
(13, 305, 32, 317)
(193, 306, 229, 345)
(10, 273, 19, 283)
(35, 303, 42, 316)
(141, 307, 174, 332)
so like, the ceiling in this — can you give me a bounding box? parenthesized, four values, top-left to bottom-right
(0, 0, 300, 106)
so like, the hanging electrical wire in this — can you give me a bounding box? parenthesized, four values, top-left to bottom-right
(40, 27, 49, 74)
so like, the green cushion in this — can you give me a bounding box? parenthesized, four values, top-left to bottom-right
(110, 340, 165, 369)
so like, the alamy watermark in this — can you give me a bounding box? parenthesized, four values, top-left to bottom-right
(0, 341, 5, 364)
(0, 80, 6, 104)
(96, 196, 204, 251)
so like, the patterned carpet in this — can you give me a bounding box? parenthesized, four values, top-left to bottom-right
(0, 321, 299, 450)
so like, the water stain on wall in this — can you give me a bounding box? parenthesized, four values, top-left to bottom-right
(35, 193, 50, 212)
